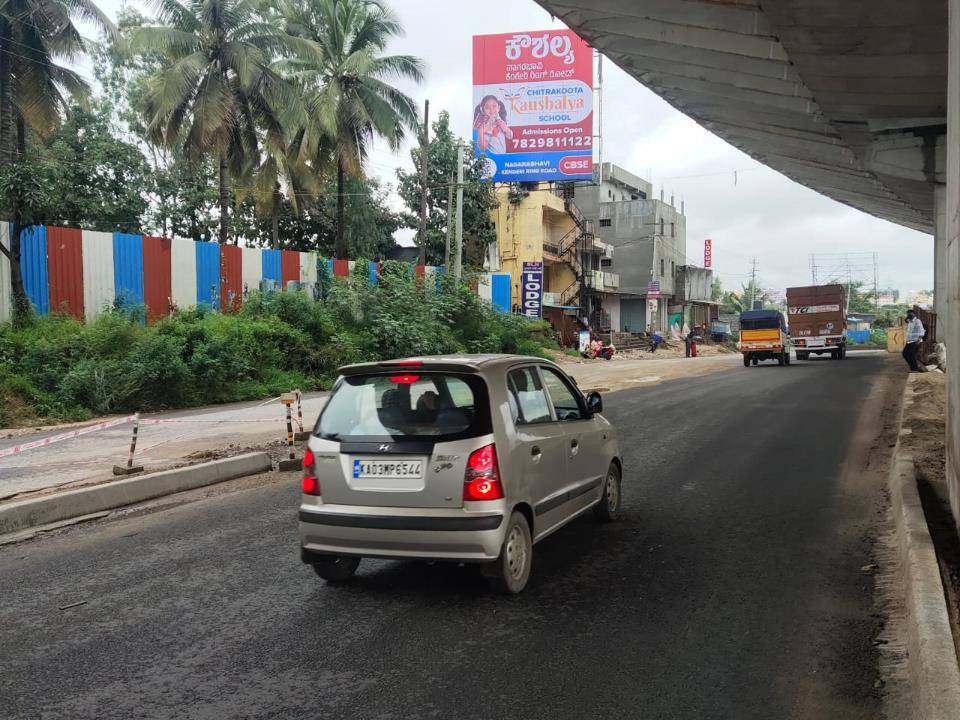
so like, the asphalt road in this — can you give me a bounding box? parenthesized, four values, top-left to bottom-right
(0, 353, 902, 720)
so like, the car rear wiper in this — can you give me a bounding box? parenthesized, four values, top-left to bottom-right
(319, 432, 340, 441)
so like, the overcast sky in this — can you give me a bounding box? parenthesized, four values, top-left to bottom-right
(91, 0, 934, 295)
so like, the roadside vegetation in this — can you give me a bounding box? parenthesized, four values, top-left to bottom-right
(0, 264, 551, 427)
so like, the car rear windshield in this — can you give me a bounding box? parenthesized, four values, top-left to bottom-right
(741, 317, 781, 330)
(316, 372, 491, 441)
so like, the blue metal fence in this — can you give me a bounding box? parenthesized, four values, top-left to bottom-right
(112, 233, 144, 310)
(195, 241, 220, 307)
(21, 226, 48, 315)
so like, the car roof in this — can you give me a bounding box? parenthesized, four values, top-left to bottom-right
(339, 354, 555, 377)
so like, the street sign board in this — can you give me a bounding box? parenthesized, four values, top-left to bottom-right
(521, 261, 544, 319)
(647, 280, 661, 299)
(704, 238, 712, 268)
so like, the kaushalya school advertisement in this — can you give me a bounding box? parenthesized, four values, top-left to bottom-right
(472, 29, 593, 183)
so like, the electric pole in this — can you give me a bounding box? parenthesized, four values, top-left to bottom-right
(444, 173, 454, 270)
(454, 144, 464, 280)
(418, 99, 429, 265)
(748, 258, 758, 309)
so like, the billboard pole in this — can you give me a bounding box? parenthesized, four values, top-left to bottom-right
(455, 144, 464, 281)
(596, 51, 603, 185)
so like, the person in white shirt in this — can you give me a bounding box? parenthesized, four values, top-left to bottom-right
(902, 310, 925, 372)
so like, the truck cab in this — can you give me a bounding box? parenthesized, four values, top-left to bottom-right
(786, 284, 848, 361)
(738, 310, 792, 367)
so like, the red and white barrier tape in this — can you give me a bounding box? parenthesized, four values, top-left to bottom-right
(138, 418, 285, 425)
(0, 415, 136, 459)
(0, 414, 291, 460)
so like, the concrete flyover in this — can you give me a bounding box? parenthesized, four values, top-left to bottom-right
(535, 0, 960, 530)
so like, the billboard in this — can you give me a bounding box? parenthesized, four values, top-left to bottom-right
(472, 30, 593, 183)
(704, 239, 712, 268)
(521, 261, 543, 319)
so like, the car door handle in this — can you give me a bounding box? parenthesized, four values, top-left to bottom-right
(530, 446, 542, 464)
(570, 439, 579, 455)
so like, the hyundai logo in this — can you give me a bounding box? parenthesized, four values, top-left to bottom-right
(378, 444, 391, 452)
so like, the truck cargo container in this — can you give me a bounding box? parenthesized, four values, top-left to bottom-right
(786, 284, 847, 360)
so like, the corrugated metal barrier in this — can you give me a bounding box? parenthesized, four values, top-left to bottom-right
(0, 224, 461, 323)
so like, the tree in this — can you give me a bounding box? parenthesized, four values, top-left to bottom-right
(721, 281, 769, 315)
(278, 0, 423, 258)
(710, 276, 724, 302)
(136, 0, 301, 244)
(396, 111, 497, 265)
(0, 0, 116, 321)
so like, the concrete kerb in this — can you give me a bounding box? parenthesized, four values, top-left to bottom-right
(890, 379, 960, 720)
(0, 452, 272, 537)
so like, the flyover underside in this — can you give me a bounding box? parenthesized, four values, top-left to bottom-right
(536, 0, 947, 234)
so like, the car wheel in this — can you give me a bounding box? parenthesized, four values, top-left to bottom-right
(797, 351, 808, 361)
(777, 352, 785, 366)
(311, 555, 361, 583)
(594, 462, 622, 522)
(743, 354, 750, 367)
(487, 510, 532, 594)
(785, 351, 792, 365)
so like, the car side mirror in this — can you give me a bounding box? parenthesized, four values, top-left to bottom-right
(586, 391, 603, 415)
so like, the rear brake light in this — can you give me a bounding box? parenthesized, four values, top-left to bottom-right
(381, 359, 423, 367)
(389, 374, 420, 384)
(464, 444, 504, 501)
(301, 449, 321, 496)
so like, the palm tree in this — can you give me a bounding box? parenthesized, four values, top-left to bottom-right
(0, 0, 115, 321)
(278, 0, 423, 259)
(136, 0, 303, 244)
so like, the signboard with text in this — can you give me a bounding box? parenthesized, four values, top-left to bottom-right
(521, 261, 544, 319)
(647, 280, 661, 299)
(472, 30, 593, 183)
(704, 238, 712, 268)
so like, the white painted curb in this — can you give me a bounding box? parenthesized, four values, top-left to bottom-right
(0, 452, 272, 536)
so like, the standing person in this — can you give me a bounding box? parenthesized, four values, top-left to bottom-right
(902, 310, 926, 372)
(684, 328, 699, 358)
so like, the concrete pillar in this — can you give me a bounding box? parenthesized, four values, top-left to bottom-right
(946, 0, 960, 526)
(934, 185, 947, 337)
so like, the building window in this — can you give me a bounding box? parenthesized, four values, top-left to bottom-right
(659, 218, 664, 236)
(671, 261, 675, 276)
(599, 218, 611, 227)
(601, 257, 612, 268)
(671, 222, 675, 237)
(608, 189, 612, 198)
(660, 259, 665, 276)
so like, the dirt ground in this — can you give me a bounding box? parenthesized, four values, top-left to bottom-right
(902, 371, 960, 664)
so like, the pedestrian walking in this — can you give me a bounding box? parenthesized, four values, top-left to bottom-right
(684, 328, 697, 358)
(902, 310, 925, 372)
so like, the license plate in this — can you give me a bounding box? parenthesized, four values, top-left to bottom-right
(352, 459, 424, 480)
(807, 339, 825, 346)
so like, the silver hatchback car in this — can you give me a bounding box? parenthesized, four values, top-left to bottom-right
(298, 354, 622, 593)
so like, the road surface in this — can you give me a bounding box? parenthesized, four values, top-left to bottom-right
(0, 353, 903, 719)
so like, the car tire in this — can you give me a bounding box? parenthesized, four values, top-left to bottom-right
(311, 555, 361, 583)
(785, 351, 791, 366)
(778, 352, 785, 366)
(743, 354, 750, 367)
(487, 510, 532, 594)
(797, 351, 808, 361)
(594, 462, 622, 522)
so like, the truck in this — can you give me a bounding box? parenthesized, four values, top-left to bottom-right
(738, 310, 792, 366)
(786, 284, 848, 360)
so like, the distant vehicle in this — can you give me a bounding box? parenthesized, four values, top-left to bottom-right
(710, 320, 732, 342)
(298, 355, 622, 594)
(786, 284, 848, 360)
(738, 310, 792, 367)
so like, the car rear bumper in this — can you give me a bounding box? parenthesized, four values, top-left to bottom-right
(298, 504, 506, 561)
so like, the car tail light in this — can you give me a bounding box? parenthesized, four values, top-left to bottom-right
(464, 444, 504, 501)
(389, 374, 420, 384)
(381, 359, 423, 367)
(301, 448, 321, 496)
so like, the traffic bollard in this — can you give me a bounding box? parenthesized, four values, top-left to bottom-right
(113, 413, 145, 476)
(293, 389, 309, 441)
(277, 394, 301, 471)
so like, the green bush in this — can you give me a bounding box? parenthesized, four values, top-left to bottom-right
(0, 276, 553, 426)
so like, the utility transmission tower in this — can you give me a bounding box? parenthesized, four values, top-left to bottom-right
(807, 252, 879, 311)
